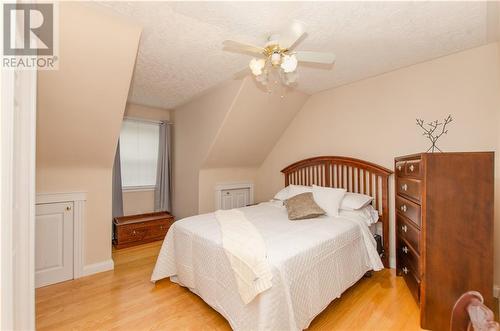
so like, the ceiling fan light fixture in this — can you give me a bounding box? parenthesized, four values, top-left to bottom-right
(283, 71, 298, 85)
(280, 54, 298, 73)
(249, 58, 266, 76)
(270, 52, 282, 66)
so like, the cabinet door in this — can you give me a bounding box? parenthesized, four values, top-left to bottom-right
(35, 202, 73, 288)
(220, 188, 250, 209)
(231, 188, 249, 209)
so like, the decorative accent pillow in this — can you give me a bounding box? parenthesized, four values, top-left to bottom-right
(284, 192, 325, 220)
(274, 184, 312, 201)
(340, 192, 374, 211)
(311, 185, 346, 217)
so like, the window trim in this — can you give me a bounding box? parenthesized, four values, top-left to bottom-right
(122, 185, 156, 193)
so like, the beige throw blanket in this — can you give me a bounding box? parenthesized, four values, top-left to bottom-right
(215, 209, 273, 304)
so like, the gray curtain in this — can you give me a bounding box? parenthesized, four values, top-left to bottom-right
(112, 141, 124, 219)
(155, 122, 172, 212)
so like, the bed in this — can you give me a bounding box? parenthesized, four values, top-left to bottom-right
(151, 156, 392, 331)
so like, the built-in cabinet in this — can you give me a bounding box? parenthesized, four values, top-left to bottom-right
(220, 188, 250, 210)
(215, 183, 254, 210)
(35, 192, 86, 288)
(35, 202, 74, 288)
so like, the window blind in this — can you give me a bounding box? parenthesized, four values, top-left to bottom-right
(119, 119, 160, 188)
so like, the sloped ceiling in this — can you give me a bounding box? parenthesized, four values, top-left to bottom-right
(203, 78, 308, 168)
(98, 1, 495, 109)
(37, 2, 141, 169)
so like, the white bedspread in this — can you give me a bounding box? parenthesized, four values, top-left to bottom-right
(215, 209, 273, 304)
(151, 202, 383, 331)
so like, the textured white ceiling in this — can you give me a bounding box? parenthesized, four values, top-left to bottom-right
(97, 1, 493, 109)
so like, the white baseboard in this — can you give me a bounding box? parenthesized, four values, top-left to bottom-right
(81, 259, 114, 277)
(494, 285, 500, 298)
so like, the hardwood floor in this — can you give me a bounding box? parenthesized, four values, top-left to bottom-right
(36, 241, 422, 331)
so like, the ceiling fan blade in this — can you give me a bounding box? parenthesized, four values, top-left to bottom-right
(295, 51, 336, 64)
(278, 20, 306, 50)
(223, 40, 264, 55)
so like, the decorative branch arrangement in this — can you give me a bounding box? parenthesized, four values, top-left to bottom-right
(416, 115, 453, 153)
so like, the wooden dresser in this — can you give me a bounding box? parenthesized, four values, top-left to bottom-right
(395, 152, 493, 331)
(113, 211, 174, 249)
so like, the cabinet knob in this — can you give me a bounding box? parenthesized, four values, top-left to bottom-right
(397, 165, 402, 171)
(66, 206, 71, 211)
(401, 225, 407, 232)
(402, 267, 409, 274)
(132, 230, 137, 235)
(409, 164, 415, 172)
(402, 246, 409, 254)
(401, 184, 408, 191)
(400, 205, 407, 212)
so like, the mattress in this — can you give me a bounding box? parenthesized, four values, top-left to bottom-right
(151, 202, 382, 331)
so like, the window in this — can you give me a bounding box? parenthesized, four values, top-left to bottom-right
(119, 119, 160, 189)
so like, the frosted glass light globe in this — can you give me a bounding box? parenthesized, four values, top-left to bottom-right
(271, 52, 282, 66)
(249, 58, 266, 76)
(281, 54, 298, 73)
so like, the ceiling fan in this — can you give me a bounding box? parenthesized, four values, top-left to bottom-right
(223, 20, 336, 87)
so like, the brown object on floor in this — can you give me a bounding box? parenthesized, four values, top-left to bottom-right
(113, 211, 174, 249)
(36, 241, 423, 331)
(451, 291, 499, 331)
(395, 152, 494, 331)
(281, 156, 393, 267)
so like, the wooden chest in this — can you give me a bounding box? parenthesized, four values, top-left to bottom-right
(113, 211, 174, 249)
(395, 152, 493, 331)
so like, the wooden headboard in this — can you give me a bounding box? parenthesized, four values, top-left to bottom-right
(281, 156, 393, 267)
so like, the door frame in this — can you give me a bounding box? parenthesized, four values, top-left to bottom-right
(1, 68, 37, 330)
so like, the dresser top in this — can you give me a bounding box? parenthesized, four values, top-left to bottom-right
(395, 151, 493, 162)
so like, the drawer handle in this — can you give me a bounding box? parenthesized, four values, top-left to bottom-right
(401, 184, 408, 191)
(402, 246, 409, 254)
(409, 164, 415, 172)
(401, 225, 407, 233)
(160, 225, 164, 230)
(400, 204, 407, 212)
(397, 165, 402, 171)
(402, 267, 409, 274)
(132, 230, 137, 235)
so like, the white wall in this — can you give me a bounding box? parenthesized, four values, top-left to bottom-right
(172, 80, 244, 219)
(257, 43, 500, 274)
(198, 167, 258, 214)
(36, 3, 141, 266)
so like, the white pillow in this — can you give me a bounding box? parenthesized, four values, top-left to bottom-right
(273, 185, 312, 201)
(339, 205, 379, 226)
(311, 185, 346, 217)
(340, 192, 374, 211)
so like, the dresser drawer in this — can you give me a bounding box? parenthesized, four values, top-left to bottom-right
(396, 195, 421, 227)
(399, 261, 421, 303)
(405, 159, 422, 178)
(397, 238, 420, 276)
(395, 161, 406, 177)
(397, 214, 420, 251)
(396, 178, 421, 203)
